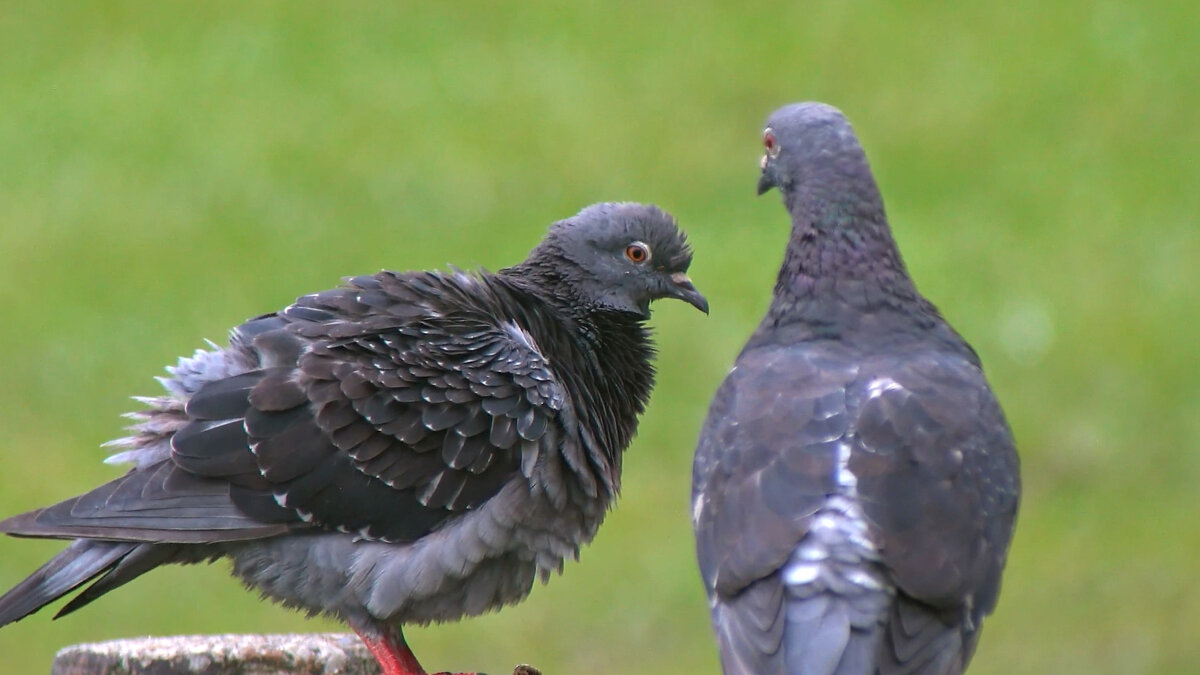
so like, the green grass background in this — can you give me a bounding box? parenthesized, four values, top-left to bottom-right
(1, 2, 1197, 673)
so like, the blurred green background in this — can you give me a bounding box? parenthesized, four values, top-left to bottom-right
(1, 2, 1197, 673)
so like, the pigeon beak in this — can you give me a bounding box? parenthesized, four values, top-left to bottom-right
(668, 272, 709, 314)
(757, 157, 778, 196)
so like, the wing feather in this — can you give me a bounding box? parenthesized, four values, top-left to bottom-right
(3, 271, 569, 548)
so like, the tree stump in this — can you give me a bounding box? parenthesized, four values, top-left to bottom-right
(50, 633, 542, 674)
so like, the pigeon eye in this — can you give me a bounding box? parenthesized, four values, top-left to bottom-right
(764, 129, 779, 158)
(624, 242, 651, 264)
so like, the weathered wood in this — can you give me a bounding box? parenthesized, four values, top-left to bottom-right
(50, 633, 542, 675)
(51, 633, 380, 675)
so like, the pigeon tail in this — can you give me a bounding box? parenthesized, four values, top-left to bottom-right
(0, 539, 136, 627)
(876, 596, 971, 675)
(783, 592, 884, 675)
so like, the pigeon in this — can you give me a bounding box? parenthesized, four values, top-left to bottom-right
(0, 202, 708, 675)
(691, 103, 1020, 675)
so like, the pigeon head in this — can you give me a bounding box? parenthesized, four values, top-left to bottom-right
(520, 202, 708, 318)
(756, 102, 884, 222)
(754, 102, 923, 327)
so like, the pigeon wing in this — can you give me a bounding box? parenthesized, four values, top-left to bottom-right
(850, 351, 1020, 671)
(692, 346, 852, 673)
(2, 272, 566, 547)
(191, 271, 566, 544)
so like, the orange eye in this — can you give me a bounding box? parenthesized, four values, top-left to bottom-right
(764, 129, 779, 157)
(625, 242, 651, 264)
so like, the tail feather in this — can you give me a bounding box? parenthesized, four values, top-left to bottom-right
(54, 543, 178, 619)
(0, 539, 136, 627)
(879, 596, 968, 675)
(784, 592, 882, 675)
(783, 591, 970, 675)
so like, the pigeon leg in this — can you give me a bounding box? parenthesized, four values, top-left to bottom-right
(354, 624, 484, 675)
(354, 625, 429, 675)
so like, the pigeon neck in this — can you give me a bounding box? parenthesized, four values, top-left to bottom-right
(766, 180, 927, 329)
(501, 258, 594, 323)
(502, 261, 653, 368)
(495, 264, 654, 485)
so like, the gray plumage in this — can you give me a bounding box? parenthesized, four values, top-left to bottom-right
(692, 103, 1019, 675)
(0, 202, 707, 672)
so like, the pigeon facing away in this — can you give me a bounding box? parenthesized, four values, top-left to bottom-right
(0, 202, 707, 675)
(691, 103, 1020, 675)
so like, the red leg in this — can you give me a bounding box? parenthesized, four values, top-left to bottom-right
(354, 625, 428, 675)
(353, 624, 483, 675)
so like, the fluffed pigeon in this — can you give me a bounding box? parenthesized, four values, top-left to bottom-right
(0, 202, 708, 675)
(691, 103, 1020, 675)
